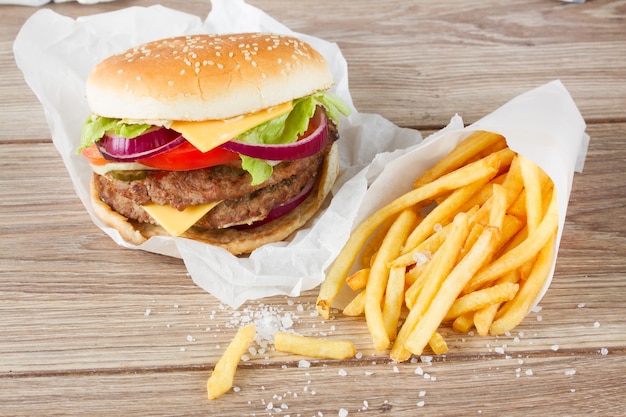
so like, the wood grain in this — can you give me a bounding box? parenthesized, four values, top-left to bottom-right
(1, 0, 625, 416)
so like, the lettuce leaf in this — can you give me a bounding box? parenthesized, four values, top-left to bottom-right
(79, 115, 151, 152)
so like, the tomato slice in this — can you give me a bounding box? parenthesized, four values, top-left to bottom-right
(137, 139, 240, 170)
(82, 144, 109, 166)
(82, 140, 240, 171)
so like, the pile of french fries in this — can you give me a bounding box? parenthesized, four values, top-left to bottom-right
(207, 130, 560, 400)
(316, 130, 559, 361)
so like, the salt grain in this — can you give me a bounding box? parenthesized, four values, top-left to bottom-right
(551, 344, 559, 351)
(593, 321, 601, 328)
(564, 369, 576, 376)
(338, 369, 348, 376)
(338, 408, 349, 417)
(600, 348, 608, 355)
(298, 360, 311, 368)
(417, 401, 425, 407)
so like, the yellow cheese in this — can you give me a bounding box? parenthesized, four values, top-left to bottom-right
(170, 101, 293, 153)
(142, 201, 222, 237)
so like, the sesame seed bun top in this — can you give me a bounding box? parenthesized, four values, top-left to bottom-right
(85, 33, 334, 121)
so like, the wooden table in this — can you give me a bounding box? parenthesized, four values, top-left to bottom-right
(2, 0, 625, 415)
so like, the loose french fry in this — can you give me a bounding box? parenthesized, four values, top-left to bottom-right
(444, 282, 519, 322)
(366, 209, 417, 351)
(346, 268, 370, 291)
(207, 324, 256, 400)
(413, 131, 505, 188)
(490, 233, 557, 335)
(390, 212, 470, 361)
(428, 331, 449, 355)
(342, 290, 366, 316)
(316, 153, 500, 319)
(403, 226, 500, 355)
(463, 187, 558, 294)
(274, 332, 356, 360)
(382, 265, 406, 341)
(473, 270, 521, 336)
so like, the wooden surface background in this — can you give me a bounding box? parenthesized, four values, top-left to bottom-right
(1, 0, 625, 416)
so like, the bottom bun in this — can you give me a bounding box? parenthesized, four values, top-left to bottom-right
(90, 143, 339, 255)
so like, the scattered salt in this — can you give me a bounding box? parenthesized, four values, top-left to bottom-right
(531, 305, 542, 313)
(551, 344, 559, 351)
(298, 360, 311, 368)
(600, 348, 608, 355)
(393, 366, 399, 373)
(417, 401, 425, 407)
(338, 408, 349, 417)
(593, 321, 601, 328)
(525, 369, 534, 376)
(577, 303, 585, 308)
(415, 366, 424, 376)
(419, 390, 426, 397)
(564, 369, 576, 376)
(338, 369, 348, 376)
(144, 308, 151, 316)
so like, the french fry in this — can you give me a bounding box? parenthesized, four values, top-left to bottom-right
(382, 265, 406, 341)
(207, 324, 256, 400)
(342, 290, 366, 316)
(359, 216, 396, 269)
(444, 282, 519, 322)
(487, 184, 507, 230)
(316, 153, 500, 319)
(463, 187, 558, 294)
(473, 270, 520, 336)
(428, 331, 449, 355)
(518, 154, 545, 233)
(346, 268, 370, 291)
(366, 209, 417, 351)
(274, 332, 357, 360)
(452, 312, 475, 333)
(413, 131, 505, 188)
(403, 226, 500, 356)
(390, 212, 470, 361)
(490, 233, 557, 335)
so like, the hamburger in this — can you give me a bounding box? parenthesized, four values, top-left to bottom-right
(79, 33, 350, 255)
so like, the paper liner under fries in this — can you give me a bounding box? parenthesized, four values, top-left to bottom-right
(14, 0, 588, 309)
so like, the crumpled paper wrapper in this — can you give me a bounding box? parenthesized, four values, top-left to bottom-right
(14, 0, 588, 310)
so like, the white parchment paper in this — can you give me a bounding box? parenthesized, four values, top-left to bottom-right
(14, 0, 588, 309)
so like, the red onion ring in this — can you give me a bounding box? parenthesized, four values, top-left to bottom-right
(220, 107, 328, 161)
(97, 127, 185, 162)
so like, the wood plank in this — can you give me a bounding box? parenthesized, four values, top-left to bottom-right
(2, 0, 625, 143)
(2, 355, 625, 416)
(1, 123, 625, 374)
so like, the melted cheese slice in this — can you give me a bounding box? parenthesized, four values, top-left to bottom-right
(170, 101, 293, 153)
(142, 201, 222, 237)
